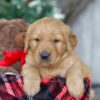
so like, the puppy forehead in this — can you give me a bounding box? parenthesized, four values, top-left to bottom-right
(34, 26, 62, 35)
(29, 24, 64, 36)
(28, 17, 71, 37)
(30, 27, 65, 41)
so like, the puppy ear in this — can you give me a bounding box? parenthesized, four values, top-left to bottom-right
(67, 31, 78, 52)
(24, 32, 29, 51)
(15, 32, 25, 48)
(24, 24, 33, 51)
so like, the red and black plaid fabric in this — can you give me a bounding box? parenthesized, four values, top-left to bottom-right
(0, 74, 91, 100)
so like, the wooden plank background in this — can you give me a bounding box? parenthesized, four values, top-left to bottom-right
(57, 0, 91, 23)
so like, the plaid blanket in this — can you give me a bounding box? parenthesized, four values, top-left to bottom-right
(0, 74, 90, 100)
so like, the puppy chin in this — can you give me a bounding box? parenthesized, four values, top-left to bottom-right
(40, 62, 51, 68)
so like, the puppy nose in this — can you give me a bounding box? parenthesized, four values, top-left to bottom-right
(40, 51, 50, 60)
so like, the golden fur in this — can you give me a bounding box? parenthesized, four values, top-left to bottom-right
(22, 17, 94, 99)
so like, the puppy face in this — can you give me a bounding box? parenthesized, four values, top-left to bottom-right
(25, 18, 77, 67)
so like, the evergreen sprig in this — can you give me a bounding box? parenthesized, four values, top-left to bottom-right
(0, 0, 56, 23)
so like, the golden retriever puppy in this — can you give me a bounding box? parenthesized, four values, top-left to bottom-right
(22, 17, 94, 99)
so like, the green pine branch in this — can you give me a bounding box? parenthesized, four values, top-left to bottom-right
(0, 0, 56, 23)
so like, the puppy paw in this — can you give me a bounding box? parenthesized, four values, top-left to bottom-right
(67, 78, 84, 98)
(24, 79, 40, 96)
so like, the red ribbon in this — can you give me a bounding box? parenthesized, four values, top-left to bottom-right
(0, 50, 26, 68)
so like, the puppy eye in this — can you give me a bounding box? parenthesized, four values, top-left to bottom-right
(54, 39, 60, 43)
(34, 38, 40, 42)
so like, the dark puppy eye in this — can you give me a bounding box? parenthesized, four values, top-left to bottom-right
(34, 38, 40, 42)
(54, 39, 60, 43)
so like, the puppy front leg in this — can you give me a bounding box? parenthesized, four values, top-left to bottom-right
(66, 66, 84, 98)
(22, 63, 41, 96)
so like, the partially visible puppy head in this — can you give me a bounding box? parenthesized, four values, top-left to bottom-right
(25, 17, 77, 67)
